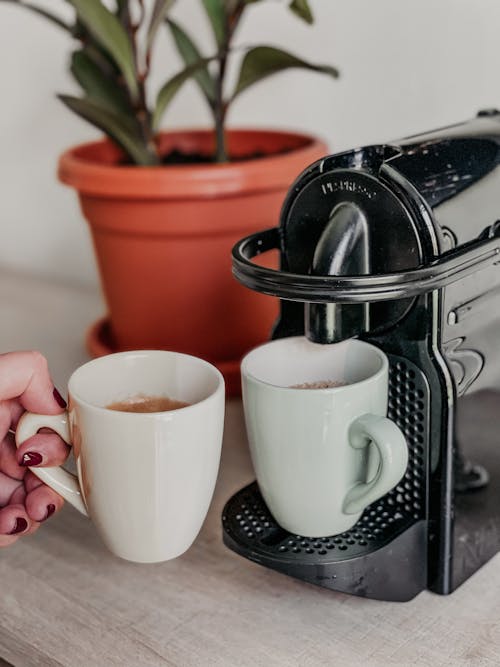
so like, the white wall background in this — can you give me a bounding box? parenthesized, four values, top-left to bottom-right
(0, 0, 499, 287)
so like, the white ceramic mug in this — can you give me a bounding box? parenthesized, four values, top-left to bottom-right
(16, 350, 225, 563)
(241, 336, 408, 537)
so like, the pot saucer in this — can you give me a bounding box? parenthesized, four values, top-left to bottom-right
(85, 317, 242, 397)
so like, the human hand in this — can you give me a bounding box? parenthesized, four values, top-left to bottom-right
(0, 351, 70, 546)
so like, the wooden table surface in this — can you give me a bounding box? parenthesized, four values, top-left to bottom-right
(1, 268, 500, 667)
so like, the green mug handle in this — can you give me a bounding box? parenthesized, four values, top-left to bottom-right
(343, 414, 408, 515)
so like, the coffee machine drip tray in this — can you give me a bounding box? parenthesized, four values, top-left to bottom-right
(223, 483, 426, 601)
(222, 355, 429, 602)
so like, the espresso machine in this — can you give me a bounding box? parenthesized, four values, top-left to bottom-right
(222, 110, 500, 601)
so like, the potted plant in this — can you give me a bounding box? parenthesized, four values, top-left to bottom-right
(4, 0, 337, 395)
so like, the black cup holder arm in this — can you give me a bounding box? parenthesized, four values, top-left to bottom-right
(232, 227, 500, 304)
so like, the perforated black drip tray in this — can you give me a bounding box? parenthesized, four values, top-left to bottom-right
(223, 481, 418, 564)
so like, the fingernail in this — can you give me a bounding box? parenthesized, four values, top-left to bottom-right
(20, 452, 43, 467)
(8, 518, 28, 535)
(45, 504, 56, 520)
(53, 387, 67, 408)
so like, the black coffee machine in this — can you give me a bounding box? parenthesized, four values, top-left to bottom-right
(222, 111, 500, 601)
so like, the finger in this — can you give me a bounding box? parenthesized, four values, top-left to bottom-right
(16, 433, 70, 468)
(25, 484, 64, 523)
(0, 403, 11, 443)
(0, 503, 32, 536)
(24, 470, 44, 493)
(0, 472, 22, 506)
(9, 401, 26, 430)
(0, 433, 25, 480)
(0, 400, 24, 443)
(0, 351, 66, 414)
(9, 484, 27, 507)
(0, 534, 19, 547)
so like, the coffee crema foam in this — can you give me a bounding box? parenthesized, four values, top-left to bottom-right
(290, 380, 347, 390)
(106, 394, 190, 413)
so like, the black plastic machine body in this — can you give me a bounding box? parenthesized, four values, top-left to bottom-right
(222, 111, 500, 601)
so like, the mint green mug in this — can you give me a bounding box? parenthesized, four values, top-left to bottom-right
(241, 336, 408, 537)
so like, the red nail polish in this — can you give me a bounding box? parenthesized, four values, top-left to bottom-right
(20, 452, 43, 467)
(45, 504, 56, 519)
(8, 518, 28, 535)
(53, 387, 67, 408)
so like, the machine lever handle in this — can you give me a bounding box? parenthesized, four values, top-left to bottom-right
(232, 227, 500, 303)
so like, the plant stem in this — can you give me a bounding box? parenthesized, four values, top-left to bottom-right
(213, 1, 246, 163)
(214, 58, 228, 162)
(127, 0, 159, 164)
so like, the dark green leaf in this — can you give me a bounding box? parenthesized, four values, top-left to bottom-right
(153, 58, 213, 131)
(147, 0, 175, 48)
(166, 19, 216, 105)
(58, 95, 158, 165)
(70, 17, 120, 78)
(201, 0, 225, 48)
(82, 42, 120, 78)
(71, 50, 131, 116)
(1, 0, 71, 31)
(289, 0, 313, 24)
(232, 46, 339, 100)
(66, 0, 138, 100)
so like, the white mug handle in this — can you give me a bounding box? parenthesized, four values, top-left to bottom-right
(15, 412, 88, 516)
(343, 413, 408, 515)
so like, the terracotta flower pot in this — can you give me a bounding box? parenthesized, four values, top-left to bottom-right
(58, 129, 328, 395)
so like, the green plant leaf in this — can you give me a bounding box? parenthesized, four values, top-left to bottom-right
(1, 0, 71, 31)
(288, 0, 313, 24)
(147, 0, 175, 48)
(71, 50, 131, 116)
(232, 46, 339, 100)
(66, 0, 138, 100)
(83, 41, 120, 78)
(153, 59, 213, 131)
(166, 19, 216, 105)
(58, 95, 158, 165)
(201, 0, 225, 48)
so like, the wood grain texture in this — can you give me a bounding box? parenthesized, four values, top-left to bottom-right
(1, 269, 500, 667)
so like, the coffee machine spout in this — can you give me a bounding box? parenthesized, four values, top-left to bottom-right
(305, 202, 370, 343)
